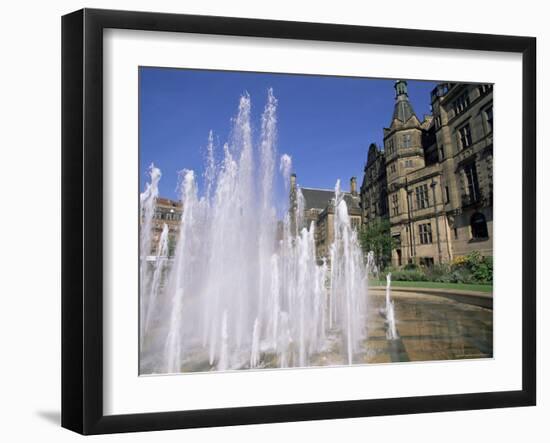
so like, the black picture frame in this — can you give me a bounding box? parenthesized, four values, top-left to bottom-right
(62, 8, 537, 435)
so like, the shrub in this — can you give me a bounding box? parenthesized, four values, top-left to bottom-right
(425, 263, 451, 281)
(434, 273, 454, 283)
(470, 256, 493, 283)
(452, 252, 493, 284)
(389, 270, 428, 282)
(451, 255, 468, 268)
(378, 252, 492, 285)
(449, 269, 474, 284)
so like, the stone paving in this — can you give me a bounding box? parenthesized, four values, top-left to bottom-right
(363, 290, 493, 364)
(141, 289, 494, 373)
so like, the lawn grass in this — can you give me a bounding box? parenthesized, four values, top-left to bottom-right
(370, 280, 493, 293)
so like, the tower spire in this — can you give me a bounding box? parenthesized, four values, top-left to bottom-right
(392, 80, 417, 123)
(394, 80, 408, 98)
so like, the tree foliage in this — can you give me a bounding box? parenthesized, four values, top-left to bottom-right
(359, 218, 395, 269)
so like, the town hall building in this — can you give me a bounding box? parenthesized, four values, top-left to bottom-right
(293, 79, 493, 267)
(361, 80, 493, 267)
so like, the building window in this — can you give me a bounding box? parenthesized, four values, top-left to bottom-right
(419, 257, 434, 267)
(458, 123, 473, 149)
(418, 223, 433, 244)
(404, 159, 414, 168)
(391, 193, 399, 216)
(415, 184, 430, 209)
(380, 193, 387, 215)
(401, 133, 412, 148)
(445, 186, 450, 204)
(390, 163, 396, 174)
(464, 162, 481, 203)
(471, 212, 489, 239)
(484, 105, 493, 132)
(386, 138, 394, 154)
(439, 145, 445, 160)
(434, 115, 442, 129)
(452, 92, 471, 116)
(478, 84, 493, 96)
(454, 227, 458, 239)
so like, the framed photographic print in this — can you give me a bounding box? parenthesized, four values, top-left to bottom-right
(61, 8, 536, 435)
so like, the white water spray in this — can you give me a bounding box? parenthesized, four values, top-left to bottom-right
(140, 91, 372, 373)
(143, 223, 170, 337)
(385, 273, 399, 340)
(139, 164, 161, 348)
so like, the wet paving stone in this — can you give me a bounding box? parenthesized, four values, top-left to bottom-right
(365, 292, 493, 363)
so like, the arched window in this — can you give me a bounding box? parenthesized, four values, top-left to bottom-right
(471, 212, 488, 239)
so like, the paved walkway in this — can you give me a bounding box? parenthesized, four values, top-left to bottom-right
(369, 286, 493, 309)
(364, 290, 493, 363)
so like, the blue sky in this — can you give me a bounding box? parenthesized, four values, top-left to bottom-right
(139, 67, 438, 200)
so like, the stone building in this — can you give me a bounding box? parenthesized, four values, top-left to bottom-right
(360, 143, 388, 224)
(361, 80, 493, 267)
(153, 80, 492, 267)
(290, 173, 362, 260)
(147, 197, 182, 256)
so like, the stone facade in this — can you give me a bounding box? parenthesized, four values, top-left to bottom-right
(147, 197, 182, 256)
(360, 143, 388, 225)
(290, 174, 362, 261)
(361, 80, 493, 267)
(154, 81, 492, 267)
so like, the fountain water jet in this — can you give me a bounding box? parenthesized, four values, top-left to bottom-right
(385, 273, 399, 340)
(143, 223, 169, 337)
(250, 318, 261, 368)
(139, 91, 374, 374)
(139, 164, 161, 349)
(328, 181, 369, 364)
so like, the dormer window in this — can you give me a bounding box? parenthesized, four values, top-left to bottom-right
(484, 105, 493, 133)
(452, 92, 471, 116)
(471, 212, 489, 239)
(458, 123, 473, 149)
(415, 184, 430, 209)
(391, 193, 399, 216)
(478, 84, 493, 96)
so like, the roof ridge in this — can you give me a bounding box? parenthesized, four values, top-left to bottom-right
(300, 186, 353, 194)
(300, 186, 334, 192)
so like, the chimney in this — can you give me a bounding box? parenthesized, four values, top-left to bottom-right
(350, 176, 357, 196)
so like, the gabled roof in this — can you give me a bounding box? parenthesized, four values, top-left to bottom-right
(301, 188, 334, 210)
(300, 187, 360, 213)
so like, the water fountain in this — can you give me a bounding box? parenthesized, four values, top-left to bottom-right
(366, 250, 380, 282)
(139, 164, 161, 350)
(140, 90, 372, 374)
(384, 273, 399, 340)
(143, 223, 169, 337)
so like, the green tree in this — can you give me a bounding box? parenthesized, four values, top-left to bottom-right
(359, 219, 395, 269)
